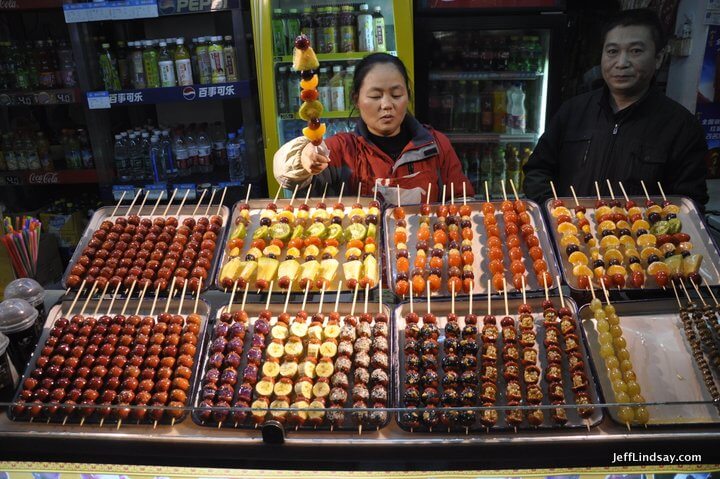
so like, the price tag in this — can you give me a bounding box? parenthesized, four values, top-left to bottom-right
(218, 181, 243, 188)
(112, 184, 139, 202)
(144, 183, 168, 201)
(279, 113, 295, 120)
(173, 183, 196, 201)
(87, 91, 111, 109)
(13, 94, 34, 106)
(55, 91, 74, 104)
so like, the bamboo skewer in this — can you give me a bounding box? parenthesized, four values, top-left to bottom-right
(487, 280, 491, 316)
(216, 187, 228, 217)
(79, 283, 98, 317)
(334, 281, 343, 315)
(640, 180, 651, 202)
(194, 277, 202, 314)
(265, 282, 274, 310)
(110, 190, 127, 218)
(149, 284, 161, 317)
(657, 182, 668, 203)
(66, 279, 86, 317)
(125, 188, 143, 216)
(175, 188, 191, 217)
(570, 185, 580, 207)
(204, 188, 217, 217)
(149, 190, 165, 217)
(284, 281, 294, 314)
(162, 189, 179, 217)
(192, 189, 208, 216)
(228, 280, 239, 311)
(350, 283, 359, 317)
(550, 181, 558, 201)
(321, 182, 328, 204)
(165, 277, 177, 313)
(364, 283, 370, 314)
(92, 281, 110, 316)
(106, 282, 122, 316)
(177, 280, 189, 315)
(317, 285, 326, 314)
(301, 282, 310, 312)
(606, 179, 615, 199)
(120, 281, 137, 316)
(138, 190, 150, 216)
(134, 282, 150, 316)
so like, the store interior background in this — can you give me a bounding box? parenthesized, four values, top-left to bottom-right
(0, 0, 717, 289)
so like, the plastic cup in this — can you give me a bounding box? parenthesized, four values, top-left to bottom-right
(0, 299, 41, 374)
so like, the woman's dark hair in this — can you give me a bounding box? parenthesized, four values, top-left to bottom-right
(601, 8, 667, 53)
(350, 53, 412, 104)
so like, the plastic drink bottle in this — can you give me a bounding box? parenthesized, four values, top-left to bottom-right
(142, 40, 160, 88)
(158, 41, 177, 87)
(372, 6, 386, 52)
(357, 4, 374, 52)
(272, 9, 286, 56)
(99, 43, 121, 91)
(174, 38, 193, 86)
(196, 37, 212, 84)
(329, 65, 345, 112)
(129, 41, 146, 89)
(223, 36, 238, 82)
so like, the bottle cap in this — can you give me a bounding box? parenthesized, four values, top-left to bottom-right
(228, 132, 236, 139)
(176, 38, 185, 45)
(373, 5, 381, 12)
(359, 4, 369, 11)
(101, 43, 110, 48)
(332, 65, 341, 73)
(159, 41, 167, 47)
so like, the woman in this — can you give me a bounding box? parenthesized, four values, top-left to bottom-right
(274, 53, 474, 204)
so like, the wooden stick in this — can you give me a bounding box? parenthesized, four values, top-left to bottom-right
(149, 284, 161, 317)
(679, 279, 693, 304)
(671, 280, 683, 309)
(543, 273, 549, 302)
(426, 183, 432, 205)
(441, 184, 446, 206)
(337, 182, 345, 205)
(126, 188, 143, 216)
(600, 279, 611, 305)
(451, 281, 455, 315)
(265, 281, 274, 310)
(241, 283, 250, 311)
(321, 183, 328, 204)
(79, 282, 98, 317)
(606, 179, 615, 200)
(317, 285, 326, 314)
(509, 179, 519, 200)
(409, 280, 413, 314)
(120, 281, 137, 316)
(194, 277, 202, 314)
(273, 186, 281, 204)
(640, 180, 651, 202)
(502, 278, 509, 317)
(110, 190, 127, 218)
(690, 279, 708, 307)
(204, 188, 217, 216)
(594, 181, 602, 201)
(521, 276, 527, 304)
(378, 278, 382, 314)
(177, 280, 188, 314)
(284, 281, 294, 313)
(705, 283, 719, 306)
(149, 190, 164, 217)
(469, 281, 473, 315)
(67, 279, 86, 317)
(450, 183, 455, 205)
(462, 182, 467, 206)
(176, 188, 191, 217)
(334, 281, 343, 313)
(301, 281, 310, 312)
(106, 282, 122, 316)
(373, 182, 378, 202)
(356, 184, 362, 205)
(618, 181, 630, 203)
(162, 189, 179, 217)
(246, 183, 253, 204)
(657, 182, 667, 202)
(215, 187, 228, 217)
(550, 181, 558, 201)
(138, 190, 150, 216)
(165, 276, 177, 312)
(289, 184, 299, 206)
(484, 181, 490, 203)
(93, 281, 110, 316)
(487, 280, 491, 316)
(588, 277, 596, 301)
(192, 189, 208, 216)
(426, 280, 431, 314)
(228, 280, 239, 310)
(134, 282, 149, 316)
(350, 283, 359, 316)
(557, 275, 565, 309)
(364, 283, 370, 314)
(500, 180, 508, 202)
(569, 185, 580, 206)
(396, 185, 401, 208)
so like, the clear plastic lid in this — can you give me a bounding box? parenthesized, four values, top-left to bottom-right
(4, 278, 45, 307)
(0, 332, 8, 356)
(0, 299, 39, 334)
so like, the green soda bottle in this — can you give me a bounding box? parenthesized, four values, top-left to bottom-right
(99, 43, 121, 91)
(196, 36, 211, 84)
(142, 40, 160, 88)
(208, 36, 226, 84)
(272, 8, 286, 56)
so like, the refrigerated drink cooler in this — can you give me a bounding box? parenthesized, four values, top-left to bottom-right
(414, 6, 565, 199)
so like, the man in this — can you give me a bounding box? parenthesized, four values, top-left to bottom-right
(523, 9, 708, 207)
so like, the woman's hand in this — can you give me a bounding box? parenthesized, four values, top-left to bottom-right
(301, 141, 330, 175)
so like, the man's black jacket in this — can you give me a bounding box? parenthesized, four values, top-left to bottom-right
(522, 86, 708, 207)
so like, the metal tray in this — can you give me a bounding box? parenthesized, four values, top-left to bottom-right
(61, 204, 231, 294)
(192, 299, 393, 432)
(578, 298, 720, 426)
(383, 199, 561, 298)
(214, 197, 382, 294)
(394, 296, 604, 433)
(545, 196, 720, 295)
(7, 296, 210, 427)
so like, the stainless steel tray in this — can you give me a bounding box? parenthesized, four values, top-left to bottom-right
(192, 299, 393, 432)
(8, 296, 210, 427)
(578, 298, 720, 426)
(214, 197, 382, 294)
(394, 296, 603, 432)
(383, 199, 561, 297)
(62, 204, 231, 294)
(545, 196, 720, 294)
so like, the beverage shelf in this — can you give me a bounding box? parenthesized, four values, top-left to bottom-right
(85, 81, 249, 108)
(0, 88, 81, 107)
(429, 71, 543, 81)
(1, 0, 64, 10)
(0, 169, 98, 186)
(279, 110, 357, 121)
(276, 51, 397, 64)
(446, 132, 538, 143)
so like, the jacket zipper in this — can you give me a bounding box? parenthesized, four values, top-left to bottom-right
(600, 122, 621, 180)
(613, 123, 619, 135)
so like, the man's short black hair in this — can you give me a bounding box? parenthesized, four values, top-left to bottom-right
(601, 8, 667, 53)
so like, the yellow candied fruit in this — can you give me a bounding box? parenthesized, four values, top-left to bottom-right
(303, 122, 326, 143)
(628, 206, 643, 217)
(568, 251, 589, 265)
(560, 234, 580, 247)
(646, 204, 662, 216)
(616, 220, 630, 230)
(647, 261, 669, 276)
(576, 211, 585, 220)
(640, 247, 662, 262)
(619, 235, 635, 250)
(629, 263, 644, 273)
(624, 248, 640, 258)
(607, 264, 627, 277)
(587, 238, 598, 248)
(572, 264, 593, 277)
(589, 248, 601, 261)
(631, 219, 650, 233)
(600, 235, 620, 250)
(557, 222, 578, 235)
(595, 206, 612, 218)
(593, 266, 606, 278)
(636, 234, 656, 248)
(581, 225, 591, 234)
(662, 204, 680, 215)
(598, 220, 617, 233)
(300, 74, 319, 90)
(604, 249, 623, 263)
(551, 206, 571, 218)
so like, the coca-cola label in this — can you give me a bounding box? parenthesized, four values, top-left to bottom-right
(28, 172, 59, 184)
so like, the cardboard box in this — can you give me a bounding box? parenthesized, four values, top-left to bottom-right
(39, 211, 87, 249)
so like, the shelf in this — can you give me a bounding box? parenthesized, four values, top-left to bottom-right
(86, 81, 249, 108)
(0, 88, 81, 107)
(446, 132, 538, 143)
(276, 51, 398, 64)
(158, 0, 238, 16)
(63, 0, 158, 23)
(279, 110, 357, 121)
(0, 0, 64, 10)
(0, 169, 98, 186)
(429, 71, 543, 81)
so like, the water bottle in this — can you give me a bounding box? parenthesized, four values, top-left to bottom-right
(127, 133, 142, 180)
(139, 132, 151, 180)
(227, 132, 245, 184)
(507, 82, 526, 134)
(184, 128, 198, 172)
(148, 136, 167, 183)
(196, 127, 212, 173)
(211, 123, 227, 166)
(161, 130, 177, 178)
(114, 134, 132, 182)
(173, 132, 190, 177)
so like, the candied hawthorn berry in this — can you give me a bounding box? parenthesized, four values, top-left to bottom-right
(300, 69, 315, 80)
(294, 35, 310, 50)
